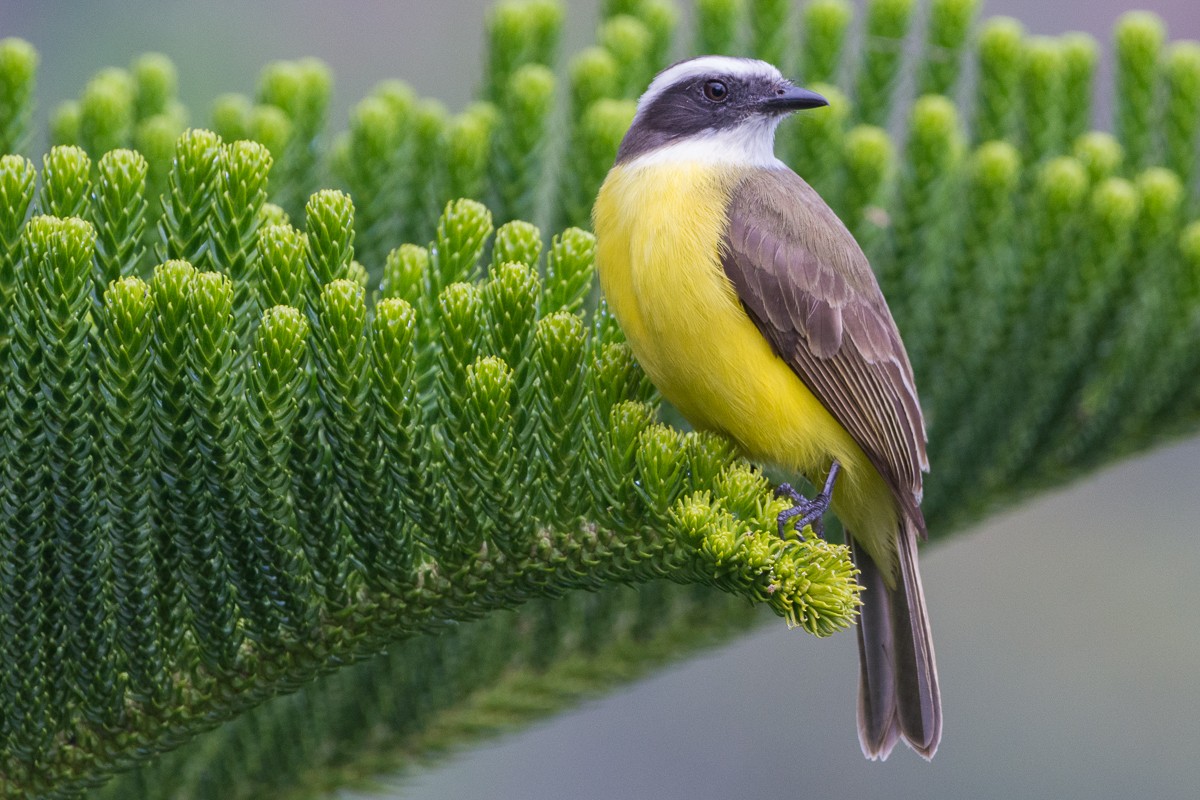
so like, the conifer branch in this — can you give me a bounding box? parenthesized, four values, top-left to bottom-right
(2, 1, 1200, 795)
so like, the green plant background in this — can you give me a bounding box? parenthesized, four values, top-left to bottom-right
(4, 1, 1199, 798)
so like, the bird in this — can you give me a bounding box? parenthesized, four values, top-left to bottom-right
(592, 55, 940, 760)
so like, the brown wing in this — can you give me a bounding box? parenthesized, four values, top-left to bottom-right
(720, 168, 928, 532)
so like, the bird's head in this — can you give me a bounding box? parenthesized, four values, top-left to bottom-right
(616, 56, 828, 168)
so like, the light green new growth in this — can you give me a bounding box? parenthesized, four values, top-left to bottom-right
(1115, 11, 1165, 172)
(974, 16, 1025, 143)
(3, 1, 1200, 797)
(782, 82, 849, 198)
(1020, 37, 1068, 165)
(696, 0, 744, 56)
(602, 14, 657, 99)
(854, 0, 915, 128)
(750, 0, 793, 73)
(800, 0, 853, 84)
(1163, 42, 1200, 190)
(1061, 33, 1099, 142)
(837, 124, 893, 256)
(0, 39, 38, 155)
(918, 0, 979, 98)
(890, 96, 964, 378)
(490, 63, 555, 224)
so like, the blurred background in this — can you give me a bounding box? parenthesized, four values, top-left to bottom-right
(3, 1, 1199, 798)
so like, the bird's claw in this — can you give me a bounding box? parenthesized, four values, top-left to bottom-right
(775, 494, 828, 541)
(773, 462, 841, 541)
(773, 482, 803, 504)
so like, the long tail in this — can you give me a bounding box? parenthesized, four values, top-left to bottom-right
(849, 517, 941, 760)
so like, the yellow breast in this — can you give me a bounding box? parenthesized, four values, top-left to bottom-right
(593, 161, 898, 562)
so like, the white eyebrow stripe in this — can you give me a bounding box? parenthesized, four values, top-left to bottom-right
(635, 56, 784, 115)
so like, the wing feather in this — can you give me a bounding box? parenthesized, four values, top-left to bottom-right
(721, 168, 928, 527)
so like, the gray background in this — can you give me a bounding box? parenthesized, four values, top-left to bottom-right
(3, 2, 1198, 798)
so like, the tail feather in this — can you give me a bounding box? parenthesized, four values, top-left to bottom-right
(853, 546, 898, 755)
(849, 517, 941, 760)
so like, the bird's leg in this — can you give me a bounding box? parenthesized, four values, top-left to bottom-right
(774, 460, 841, 540)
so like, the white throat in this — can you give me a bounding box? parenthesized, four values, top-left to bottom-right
(623, 117, 787, 170)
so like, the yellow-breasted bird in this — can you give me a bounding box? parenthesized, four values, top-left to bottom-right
(593, 56, 940, 760)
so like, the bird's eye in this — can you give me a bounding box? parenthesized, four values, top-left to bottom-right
(703, 80, 729, 102)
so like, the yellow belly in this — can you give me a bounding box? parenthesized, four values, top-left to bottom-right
(593, 162, 898, 570)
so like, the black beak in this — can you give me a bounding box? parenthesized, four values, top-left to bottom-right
(761, 85, 829, 113)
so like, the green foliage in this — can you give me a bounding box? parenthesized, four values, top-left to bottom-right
(484, 0, 563, 103)
(1115, 11, 1165, 172)
(1061, 33, 1099, 143)
(132, 53, 179, 121)
(544, 226, 597, 315)
(446, 101, 499, 206)
(245, 304, 316, 640)
(489, 63, 555, 225)
(1020, 37, 1069, 165)
(332, 94, 401, 269)
(255, 223, 309, 311)
(78, 68, 135, 159)
(92, 149, 149, 291)
(47, 52, 186, 216)
(640, 0, 681, 72)
(696, 0, 744, 56)
(925, 140, 1021, 429)
(883, 94, 964, 354)
(836, 124, 893, 256)
(100, 276, 168, 701)
(800, 0, 853, 85)
(854, 0, 915, 128)
(560, 98, 636, 230)
(39, 144, 91, 219)
(919, 0, 979, 98)
(256, 58, 333, 220)
(749, 0, 792, 72)
(1074, 130, 1125, 183)
(0, 39, 37, 155)
(782, 82, 848, 197)
(2, 1, 1200, 796)
(601, 14, 656, 99)
(973, 16, 1025, 144)
(0, 123, 860, 797)
(97, 583, 761, 800)
(0, 155, 36, 320)
(1163, 42, 1200, 194)
(159, 129, 222, 268)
